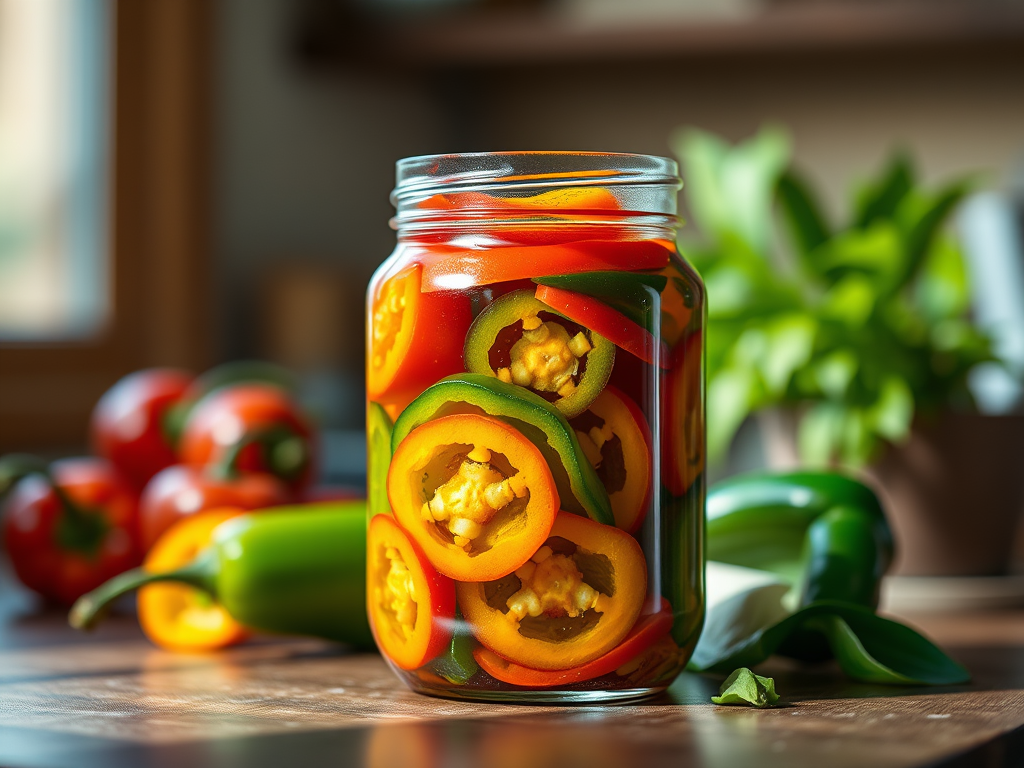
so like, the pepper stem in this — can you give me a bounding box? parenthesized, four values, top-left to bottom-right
(0, 454, 109, 557)
(207, 425, 307, 482)
(68, 548, 220, 631)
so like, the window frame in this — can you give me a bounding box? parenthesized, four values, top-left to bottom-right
(0, 0, 213, 451)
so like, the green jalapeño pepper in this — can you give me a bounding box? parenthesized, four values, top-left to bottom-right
(706, 471, 893, 610)
(463, 288, 615, 418)
(71, 501, 374, 649)
(367, 402, 394, 517)
(392, 373, 614, 527)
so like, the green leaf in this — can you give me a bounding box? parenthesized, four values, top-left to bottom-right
(854, 152, 914, 228)
(707, 367, 758, 463)
(776, 169, 831, 274)
(914, 235, 970, 321)
(797, 402, 845, 467)
(711, 667, 780, 707)
(868, 377, 913, 443)
(818, 223, 904, 291)
(820, 275, 877, 327)
(759, 315, 817, 396)
(812, 351, 858, 400)
(675, 126, 790, 252)
(895, 180, 971, 289)
(691, 599, 970, 686)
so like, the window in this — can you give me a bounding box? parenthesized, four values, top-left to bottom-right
(0, 0, 110, 340)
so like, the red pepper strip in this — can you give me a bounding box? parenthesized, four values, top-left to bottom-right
(535, 284, 670, 369)
(473, 599, 673, 687)
(416, 240, 674, 293)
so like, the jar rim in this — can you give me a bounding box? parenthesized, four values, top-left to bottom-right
(392, 151, 680, 204)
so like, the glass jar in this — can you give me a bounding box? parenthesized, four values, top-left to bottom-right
(365, 152, 705, 703)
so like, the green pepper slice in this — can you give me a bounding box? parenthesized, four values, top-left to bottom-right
(464, 289, 615, 418)
(392, 373, 614, 527)
(533, 271, 667, 331)
(706, 470, 893, 609)
(367, 402, 393, 518)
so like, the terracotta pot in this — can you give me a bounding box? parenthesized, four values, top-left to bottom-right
(759, 410, 1024, 577)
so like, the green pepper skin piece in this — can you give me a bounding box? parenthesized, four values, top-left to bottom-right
(533, 271, 667, 330)
(463, 289, 615, 419)
(367, 402, 393, 518)
(661, 478, 706, 648)
(706, 471, 893, 610)
(392, 374, 614, 527)
(212, 502, 374, 648)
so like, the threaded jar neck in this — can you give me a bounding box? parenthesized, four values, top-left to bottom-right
(391, 151, 681, 239)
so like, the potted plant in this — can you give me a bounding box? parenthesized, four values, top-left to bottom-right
(673, 126, 1024, 577)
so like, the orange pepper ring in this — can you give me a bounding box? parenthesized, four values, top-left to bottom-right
(473, 598, 673, 687)
(367, 514, 455, 670)
(367, 262, 472, 405)
(573, 386, 652, 534)
(388, 413, 560, 582)
(456, 511, 647, 671)
(138, 507, 250, 652)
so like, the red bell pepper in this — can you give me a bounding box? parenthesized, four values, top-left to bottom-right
(1, 456, 140, 605)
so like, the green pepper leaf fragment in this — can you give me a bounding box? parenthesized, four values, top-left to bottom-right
(711, 667, 780, 708)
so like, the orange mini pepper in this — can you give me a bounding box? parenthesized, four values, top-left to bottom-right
(569, 386, 652, 534)
(138, 508, 250, 652)
(456, 511, 647, 671)
(367, 514, 455, 670)
(367, 262, 473, 409)
(388, 413, 559, 582)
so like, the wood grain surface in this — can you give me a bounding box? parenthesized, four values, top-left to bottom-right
(1, 562, 1023, 768)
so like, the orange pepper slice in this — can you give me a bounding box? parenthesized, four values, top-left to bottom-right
(569, 386, 652, 534)
(473, 598, 673, 687)
(367, 514, 455, 670)
(456, 511, 647, 670)
(367, 262, 473, 407)
(138, 508, 249, 651)
(388, 413, 559, 582)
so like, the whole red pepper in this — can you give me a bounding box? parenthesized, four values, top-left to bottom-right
(90, 368, 193, 490)
(178, 383, 316, 494)
(1, 456, 140, 606)
(138, 465, 290, 553)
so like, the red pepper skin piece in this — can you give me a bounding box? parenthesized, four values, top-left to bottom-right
(415, 239, 675, 293)
(179, 383, 317, 494)
(138, 465, 289, 552)
(3, 458, 140, 606)
(535, 284, 669, 369)
(662, 331, 704, 497)
(473, 599, 673, 687)
(90, 369, 193, 490)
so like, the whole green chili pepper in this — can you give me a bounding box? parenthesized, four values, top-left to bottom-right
(71, 502, 374, 649)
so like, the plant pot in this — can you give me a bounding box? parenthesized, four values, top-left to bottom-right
(758, 409, 1024, 577)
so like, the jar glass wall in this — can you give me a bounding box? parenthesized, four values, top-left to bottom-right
(366, 152, 705, 703)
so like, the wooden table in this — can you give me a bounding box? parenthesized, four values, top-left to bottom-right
(2, 562, 1023, 768)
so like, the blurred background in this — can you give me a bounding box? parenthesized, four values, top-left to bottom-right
(1, 0, 1022, 500)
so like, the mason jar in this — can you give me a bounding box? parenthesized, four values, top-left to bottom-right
(365, 152, 705, 703)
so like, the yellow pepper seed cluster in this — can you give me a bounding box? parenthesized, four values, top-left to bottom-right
(371, 278, 406, 369)
(382, 546, 418, 638)
(497, 316, 592, 398)
(575, 421, 615, 469)
(506, 546, 600, 622)
(422, 446, 528, 550)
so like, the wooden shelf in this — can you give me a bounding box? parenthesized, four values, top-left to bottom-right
(299, 1, 1024, 69)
